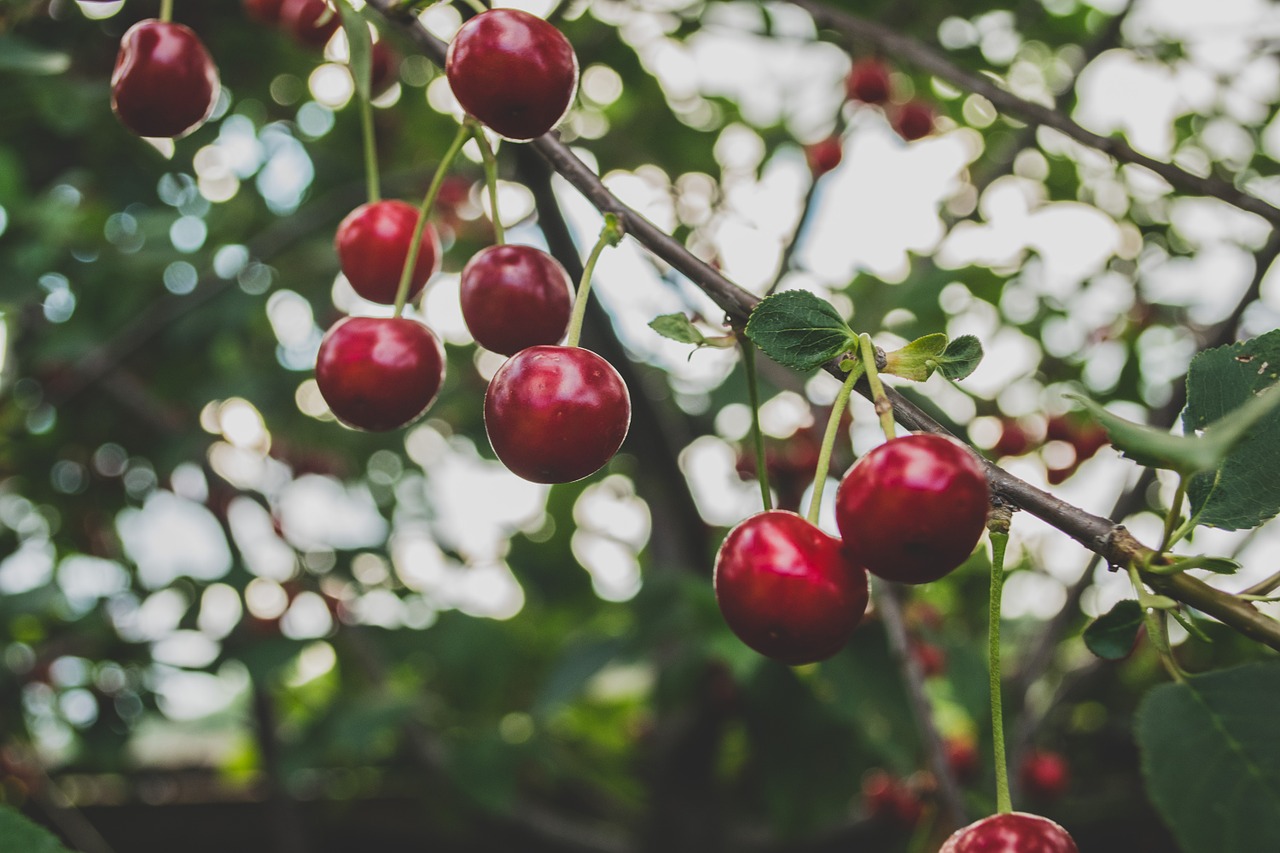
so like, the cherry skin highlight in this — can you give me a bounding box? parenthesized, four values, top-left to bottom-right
(714, 510, 869, 665)
(334, 200, 440, 305)
(315, 316, 445, 432)
(835, 433, 989, 584)
(460, 245, 574, 356)
(279, 0, 340, 48)
(111, 20, 220, 139)
(940, 812, 1079, 853)
(484, 345, 630, 484)
(445, 8, 578, 140)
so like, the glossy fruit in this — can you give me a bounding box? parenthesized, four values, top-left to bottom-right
(892, 99, 936, 141)
(315, 316, 445, 432)
(714, 511, 869, 665)
(940, 812, 1079, 853)
(804, 136, 843, 178)
(111, 20, 220, 139)
(445, 8, 578, 140)
(459, 245, 574, 356)
(279, 0, 340, 48)
(335, 201, 440, 305)
(484, 346, 630, 483)
(1020, 750, 1070, 800)
(835, 434, 989, 584)
(243, 0, 284, 24)
(845, 57, 892, 104)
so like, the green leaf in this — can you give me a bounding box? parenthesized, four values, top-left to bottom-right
(648, 313, 734, 349)
(0, 35, 70, 76)
(1069, 395, 1217, 474)
(1183, 329, 1280, 530)
(335, 0, 373, 101)
(1136, 662, 1280, 853)
(934, 334, 983, 380)
(883, 333, 947, 381)
(1145, 555, 1241, 576)
(1082, 599, 1143, 660)
(744, 290, 855, 372)
(0, 806, 74, 853)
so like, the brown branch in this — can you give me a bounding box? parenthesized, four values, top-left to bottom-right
(787, 0, 1280, 227)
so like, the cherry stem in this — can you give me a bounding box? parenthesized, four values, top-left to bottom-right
(564, 215, 623, 348)
(160, 0, 174, 23)
(459, 0, 489, 16)
(472, 125, 504, 245)
(806, 359, 863, 526)
(858, 332, 896, 441)
(359, 88, 381, 204)
(391, 120, 470, 318)
(741, 339, 772, 512)
(1160, 476, 1188, 552)
(987, 509, 1013, 815)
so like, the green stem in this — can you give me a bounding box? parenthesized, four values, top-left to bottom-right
(359, 91, 381, 204)
(458, 0, 489, 15)
(1128, 563, 1188, 684)
(160, 0, 174, 23)
(392, 121, 470, 318)
(988, 522, 1012, 815)
(858, 333, 896, 441)
(806, 360, 863, 526)
(1160, 476, 1187, 552)
(472, 125, 504, 245)
(741, 339, 771, 512)
(564, 215, 623, 348)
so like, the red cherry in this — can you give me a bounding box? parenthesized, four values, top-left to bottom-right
(992, 418, 1033, 458)
(940, 812, 1079, 853)
(315, 316, 445, 432)
(484, 345, 630, 483)
(445, 8, 578, 141)
(334, 201, 441, 305)
(370, 40, 399, 97)
(911, 640, 947, 678)
(804, 136, 844, 178)
(1020, 750, 1070, 800)
(279, 0, 340, 48)
(459, 245, 574, 356)
(714, 510, 869, 665)
(243, 0, 284, 24)
(945, 736, 980, 782)
(845, 57, 892, 105)
(111, 20, 220, 139)
(892, 99, 936, 141)
(861, 769, 924, 827)
(835, 434, 989, 584)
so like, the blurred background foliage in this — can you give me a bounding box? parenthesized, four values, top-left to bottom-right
(0, 0, 1278, 851)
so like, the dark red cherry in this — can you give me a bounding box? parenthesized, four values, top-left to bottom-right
(945, 736, 981, 783)
(714, 510, 869, 665)
(370, 40, 399, 97)
(243, 0, 284, 24)
(892, 99, 936, 141)
(835, 434, 989, 584)
(279, 0, 339, 48)
(1020, 750, 1070, 800)
(940, 812, 1079, 853)
(445, 8, 578, 141)
(111, 20, 220, 139)
(459, 245, 573, 356)
(315, 316, 445, 432)
(483, 345, 630, 483)
(334, 200, 440, 305)
(845, 57, 892, 105)
(804, 136, 844, 178)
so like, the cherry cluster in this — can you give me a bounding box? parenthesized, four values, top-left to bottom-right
(243, 0, 399, 96)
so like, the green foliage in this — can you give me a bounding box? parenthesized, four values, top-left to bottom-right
(1083, 599, 1143, 660)
(744, 290, 855, 371)
(0, 806, 74, 853)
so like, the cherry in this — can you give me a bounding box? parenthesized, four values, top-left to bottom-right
(370, 40, 399, 97)
(911, 640, 947, 678)
(243, 0, 284, 24)
(940, 812, 1079, 853)
(992, 418, 1034, 458)
(111, 20, 220, 139)
(892, 99, 936, 141)
(315, 316, 445, 432)
(459, 245, 574, 356)
(334, 200, 440, 305)
(944, 736, 980, 783)
(804, 136, 844, 178)
(714, 510, 869, 665)
(1020, 750, 1070, 800)
(484, 345, 630, 483)
(861, 769, 924, 827)
(279, 0, 340, 49)
(445, 8, 578, 141)
(845, 57, 892, 105)
(835, 434, 989, 584)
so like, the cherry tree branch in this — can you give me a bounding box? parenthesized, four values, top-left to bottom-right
(787, 0, 1280, 227)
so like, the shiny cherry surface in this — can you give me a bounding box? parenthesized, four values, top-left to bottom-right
(845, 57, 892, 104)
(484, 346, 630, 483)
(460, 245, 573, 356)
(714, 511, 869, 665)
(111, 20, 219, 139)
(445, 8, 578, 141)
(940, 813, 1079, 853)
(335, 201, 440, 305)
(835, 433, 989, 584)
(279, 0, 339, 48)
(315, 316, 445, 432)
